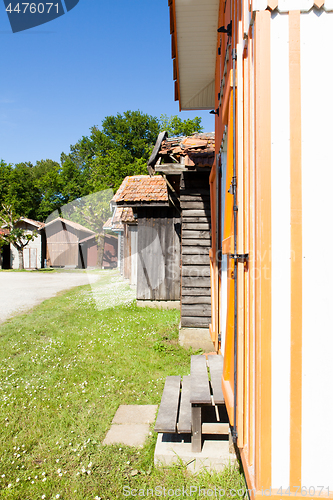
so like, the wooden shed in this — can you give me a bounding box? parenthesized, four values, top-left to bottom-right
(112, 175, 181, 304)
(148, 134, 214, 333)
(106, 207, 136, 280)
(78, 233, 118, 269)
(10, 218, 46, 269)
(44, 217, 94, 268)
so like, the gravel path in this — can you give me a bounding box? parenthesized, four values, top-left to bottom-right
(0, 271, 101, 324)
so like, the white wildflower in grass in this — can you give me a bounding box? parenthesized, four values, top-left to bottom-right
(8, 484, 12, 488)
(16, 478, 19, 482)
(55, 495, 60, 499)
(88, 462, 92, 468)
(42, 495, 46, 499)
(1, 474, 5, 478)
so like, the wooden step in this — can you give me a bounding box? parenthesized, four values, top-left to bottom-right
(190, 355, 211, 405)
(202, 422, 229, 435)
(177, 375, 192, 433)
(154, 376, 181, 433)
(208, 355, 224, 404)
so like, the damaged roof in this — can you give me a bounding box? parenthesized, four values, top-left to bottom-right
(104, 207, 136, 231)
(148, 132, 215, 174)
(112, 175, 168, 206)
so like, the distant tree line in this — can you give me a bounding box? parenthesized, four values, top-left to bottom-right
(0, 110, 203, 222)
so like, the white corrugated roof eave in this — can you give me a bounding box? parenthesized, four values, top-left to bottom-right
(175, 0, 219, 111)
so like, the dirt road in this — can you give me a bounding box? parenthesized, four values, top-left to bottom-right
(0, 271, 100, 323)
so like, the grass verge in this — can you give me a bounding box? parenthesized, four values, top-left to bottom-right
(0, 276, 245, 499)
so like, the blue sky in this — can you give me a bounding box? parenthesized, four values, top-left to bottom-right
(0, 0, 214, 165)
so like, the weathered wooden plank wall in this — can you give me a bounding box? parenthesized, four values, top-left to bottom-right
(137, 207, 181, 301)
(180, 172, 211, 327)
(119, 232, 124, 275)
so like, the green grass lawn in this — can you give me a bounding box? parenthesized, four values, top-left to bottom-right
(0, 273, 245, 499)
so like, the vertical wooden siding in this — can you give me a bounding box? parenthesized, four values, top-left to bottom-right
(137, 207, 181, 301)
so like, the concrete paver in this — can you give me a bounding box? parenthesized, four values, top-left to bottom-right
(103, 424, 151, 448)
(103, 405, 158, 448)
(154, 433, 235, 472)
(111, 405, 158, 425)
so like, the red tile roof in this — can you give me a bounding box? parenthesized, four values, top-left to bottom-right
(105, 207, 136, 230)
(112, 175, 168, 205)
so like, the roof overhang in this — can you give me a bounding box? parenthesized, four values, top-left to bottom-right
(170, 0, 219, 110)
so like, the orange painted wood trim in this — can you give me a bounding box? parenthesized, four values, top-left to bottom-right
(243, 45, 249, 455)
(255, 494, 333, 500)
(223, 91, 234, 241)
(267, 0, 278, 10)
(222, 377, 234, 426)
(254, 10, 272, 490)
(247, 31, 255, 468)
(171, 0, 181, 110)
(289, 10, 302, 489)
(222, 69, 233, 125)
(239, 447, 256, 499)
(222, 235, 234, 254)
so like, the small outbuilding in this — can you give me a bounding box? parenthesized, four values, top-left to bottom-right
(104, 207, 136, 278)
(78, 233, 118, 269)
(10, 218, 46, 269)
(44, 217, 94, 268)
(112, 175, 181, 305)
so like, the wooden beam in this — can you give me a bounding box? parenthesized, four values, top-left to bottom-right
(201, 423, 229, 435)
(177, 376, 192, 433)
(190, 356, 211, 404)
(154, 376, 181, 433)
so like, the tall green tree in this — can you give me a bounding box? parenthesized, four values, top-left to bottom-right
(159, 114, 203, 137)
(0, 160, 12, 206)
(33, 159, 63, 220)
(102, 110, 160, 162)
(7, 163, 40, 220)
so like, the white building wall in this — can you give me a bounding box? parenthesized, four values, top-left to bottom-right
(300, 9, 333, 488)
(11, 232, 43, 269)
(270, 11, 291, 490)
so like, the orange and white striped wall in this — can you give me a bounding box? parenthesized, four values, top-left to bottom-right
(218, 2, 333, 497)
(168, 0, 333, 498)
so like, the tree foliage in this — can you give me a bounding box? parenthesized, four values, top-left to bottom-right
(159, 114, 203, 137)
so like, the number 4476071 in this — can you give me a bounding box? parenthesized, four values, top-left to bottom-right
(6, 3, 59, 14)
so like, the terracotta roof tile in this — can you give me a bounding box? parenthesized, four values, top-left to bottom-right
(112, 175, 168, 204)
